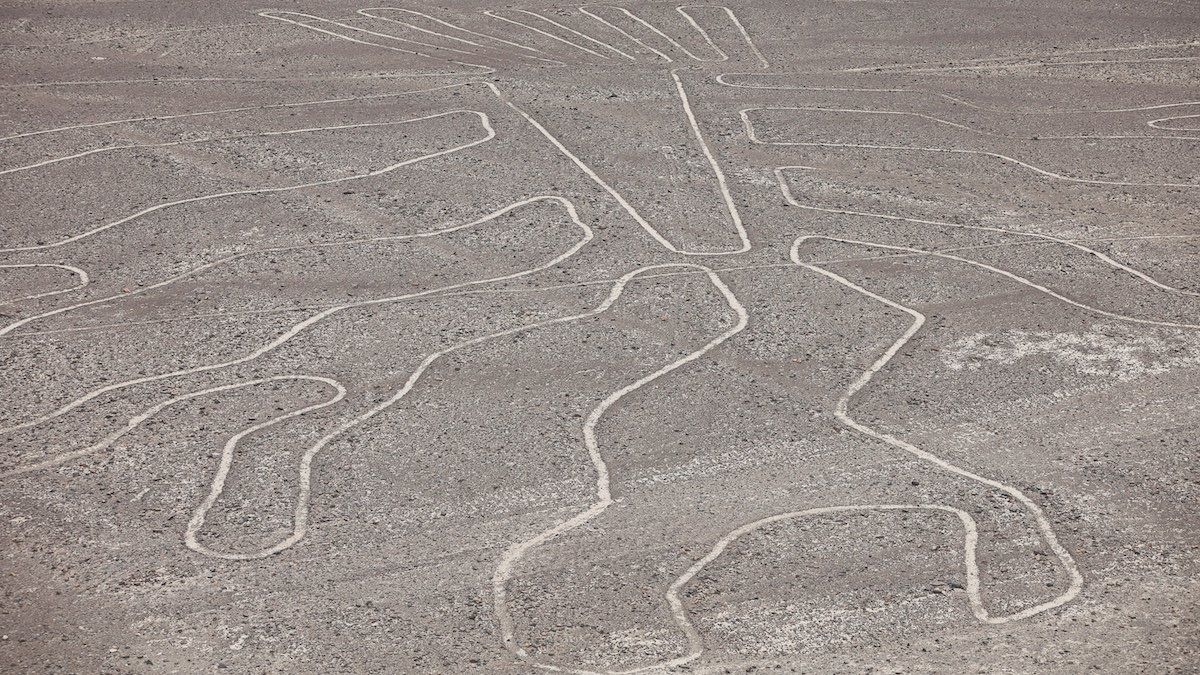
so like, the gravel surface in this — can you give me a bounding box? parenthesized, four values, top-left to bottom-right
(2, 0, 1198, 672)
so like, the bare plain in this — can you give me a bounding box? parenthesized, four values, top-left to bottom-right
(1, 0, 1199, 672)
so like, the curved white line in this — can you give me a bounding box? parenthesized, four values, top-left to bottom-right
(790, 234, 1084, 617)
(839, 39, 1200, 74)
(0, 263, 90, 303)
(714, 72, 1200, 116)
(493, 262, 749, 673)
(1149, 113, 1200, 131)
(741, 106, 1200, 142)
(741, 114, 1198, 189)
(0, 196, 593, 436)
(772, 165, 1200, 297)
(0, 82, 474, 145)
(0, 108, 493, 255)
(656, 503, 1048, 671)
(0, 375, 345, 478)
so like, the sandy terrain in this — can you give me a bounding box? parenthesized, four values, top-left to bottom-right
(1, 0, 1198, 672)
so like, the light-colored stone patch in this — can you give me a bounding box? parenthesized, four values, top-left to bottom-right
(942, 324, 1200, 380)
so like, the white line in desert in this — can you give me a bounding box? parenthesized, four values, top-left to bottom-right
(256, 11, 495, 74)
(690, 4, 769, 69)
(844, 54, 1200, 74)
(1149, 113, 1200, 130)
(0, 375, 345, 478)
(773, 165, 1200, 297)
(0, 196, 592, 436)
(582, 5, 721, 63)
(483, 10, 634, 60)
(16, 232, 1193, 340)
(492, 262, 749, 674)
(0, 263, 89, 303)
(743, 121, 1199, 189)
(578, 6, 672, 61)
(489, 75, 750, 255)
(1, 114, 482, 178)
(714, 72, 1200, 116)
(657, 504, 1022, 671)
(2, 75, 742, 337)
(793, 235, 1200, 330)
(0, 72, 474, 90)
(356, 8, 563, 64)
(205, 258, 735, 560)
(0, 81, 476, 144)
(838, 39, 1200, 73)
(0, 108, 492, 255)
(790, 234, 1084, 618)
(740, 106, 1200, 142)
(576, 5, 767, 68)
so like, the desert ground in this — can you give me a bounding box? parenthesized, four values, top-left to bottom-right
(1, 0, 1198, 672)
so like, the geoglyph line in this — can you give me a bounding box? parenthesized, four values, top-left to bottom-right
(837, 39, 1200, 74)
(790, 233, 1086, 617)
(741, 106, 1200, 142)
(0, 108, 493, 255)
(714, 72, 1200, 118)
(485, 9, 635, 61)
(491, 73, 751, 255)
(269, 5, 766, 68)
(773, 165, 1200, 298)
(0, 81, 476, 144)
(0, 196, 592, 437)
(743, 113, 1199, 189)
(0, 375, 345, 479)
(256, 11, 495, 74)
(492, 262, 749, 674)
(1150, 113, 1200, 130)
(0, 263, 89, 303)
(0, 74, 748, 338)
(1, 113, 482, 178)
(9, 229, 1196, 340)
(355, 8, 565, 65)
(655, 503, 1030, 672)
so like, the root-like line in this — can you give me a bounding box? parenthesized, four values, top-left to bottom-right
(791, 234, 1089, 620)
(773, 165, 1200, 298)
(0, 196, 593, 437)
(741, 106, 1200, 142)
(0, 107, 494, 254)
(744, 124, 1198, 190)
(793, 234, 1200, 330)
(492, 263, 749, 674)
(714, 72, 1200, 116)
